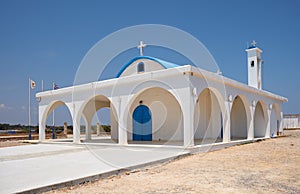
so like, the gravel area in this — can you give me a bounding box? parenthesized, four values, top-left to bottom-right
(47, 130, 300, 193)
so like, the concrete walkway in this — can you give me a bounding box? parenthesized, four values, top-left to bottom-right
(0, 144, 187, 193)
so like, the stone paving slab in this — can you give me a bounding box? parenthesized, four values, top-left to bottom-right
(0, 144, 80, 157)
(0, 144, 187, 194)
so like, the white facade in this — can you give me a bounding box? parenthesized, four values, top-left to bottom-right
(246, 46, 263, 90)
(283, 114, 300, 129)
(36, 46, 287, 148)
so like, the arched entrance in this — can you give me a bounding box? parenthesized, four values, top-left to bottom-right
(41, 101, 73, 141)
(194, 88, 224, 145)
(80, 94, 118, 143)
(127, 87, 183, 145)
(230, 96, 249, 140)
(132, 105, 152, 141)
(254, 101, 268, 138)
(270, 103, 281, 137)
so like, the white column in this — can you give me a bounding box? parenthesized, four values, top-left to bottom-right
(181, 87, 195, 148)
(96, 122, 101, 136)
(63, 122, 68, 136)
(38, 106, 46, 141)
(72, 103, 81, 144)
(116, 96, 128, 145)
(82, 114, 92, 141)
(39, 121, 45, 141)
(265, 107, 271, 138)
(73, 117, 81, 143)
(280, 111, 284, 133)
(223, 101, 232, 143)
(248, 103, 255, 140)
(82, 103, 95, 141)
(85, 121, 92, 141)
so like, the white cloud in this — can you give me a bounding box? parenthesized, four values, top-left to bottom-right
(0, 103, 13, 110)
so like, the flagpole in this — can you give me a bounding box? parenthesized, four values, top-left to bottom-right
(28, 78, 32, 140)
(42, 80, 44, 92)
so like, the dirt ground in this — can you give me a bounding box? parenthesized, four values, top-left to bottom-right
(45, 130, 300, 194)
(0, 140, 29, 148)
(0, 133, 68, 148)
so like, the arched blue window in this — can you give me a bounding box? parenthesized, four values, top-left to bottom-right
(137, 62, 145, 73)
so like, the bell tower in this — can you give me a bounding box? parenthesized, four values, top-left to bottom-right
(246, 40, 263, 90)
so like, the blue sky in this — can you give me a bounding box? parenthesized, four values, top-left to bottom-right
(0, 0, 299, 125)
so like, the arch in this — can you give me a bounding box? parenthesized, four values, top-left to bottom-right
(194, 87, 226, 145)
(129, 80, 183, 108)
(270, 103, 281, 137)
(41, 100, 73, 140)
(78, 94, 118, 143)
(132, 105, 152, 141)
(126, 87, 183, 145)
(42, 101, 69, 123)
(254, 101, 268, 138)
(230, 95, 250, 140)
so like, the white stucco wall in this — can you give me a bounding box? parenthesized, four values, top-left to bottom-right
(270, 106, 280, 136)
(283, 115, 300, 129)
(194, 89, 222, 140)
(120, 59, 164, 77)
(231, 96, 248, 139)
(36, 60, 287, 145)
(126, 87, 183, 142)
(247, 47, 262, 89)
(254, 102, 267, 137)
(110, 107, 118, 140)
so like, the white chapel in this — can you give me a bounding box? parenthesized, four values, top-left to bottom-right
(36, 41, 287, 148)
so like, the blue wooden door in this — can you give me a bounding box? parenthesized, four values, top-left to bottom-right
(133, 105, 152, 141)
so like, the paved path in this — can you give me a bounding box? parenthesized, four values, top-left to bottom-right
(0, 144, 187, 193)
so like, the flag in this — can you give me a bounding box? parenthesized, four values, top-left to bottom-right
(30, 79, 36, 89)
(53, 82, 59, 90)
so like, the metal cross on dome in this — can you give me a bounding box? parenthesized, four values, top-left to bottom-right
(251, 40, 257, 47)
(137, 41, 146, 56)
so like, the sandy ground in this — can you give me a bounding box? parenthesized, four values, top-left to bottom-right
(0, 140, 29, 148)
(45, 130, 300, 194)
